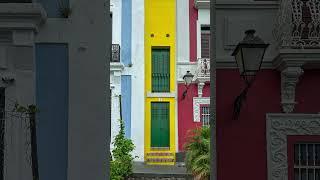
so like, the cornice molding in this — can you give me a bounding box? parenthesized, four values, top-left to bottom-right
(273, 49, 320, 71)
(195, 1, 280, 10)
(0, 3, 47, 32)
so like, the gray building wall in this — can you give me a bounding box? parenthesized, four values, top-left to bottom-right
(0, 1, 111, 179)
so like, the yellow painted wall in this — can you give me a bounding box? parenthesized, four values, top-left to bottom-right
(144, 0, 176, 164)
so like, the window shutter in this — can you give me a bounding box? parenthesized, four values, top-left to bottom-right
(201, 31, 210, 58)
(152, 49, 170, 92)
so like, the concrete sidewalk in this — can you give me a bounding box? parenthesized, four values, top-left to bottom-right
(132, 162, 191, 176)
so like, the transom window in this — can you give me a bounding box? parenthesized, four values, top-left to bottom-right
(294, 143, 320, 180)
(201, 106, 210, 127)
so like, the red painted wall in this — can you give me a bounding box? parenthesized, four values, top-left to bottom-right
(216, 69, 320, 180)
(189, 0, 198, 62)
(178, 83, 210, 151)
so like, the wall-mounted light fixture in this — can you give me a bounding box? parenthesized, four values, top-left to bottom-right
(231, 29, 269, 119)
(182, 71, 194, 100)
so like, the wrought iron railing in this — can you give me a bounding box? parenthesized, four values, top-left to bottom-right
(195, 58, 210, 80)
(0, 0, 32, 2)
(274, 0, 320, 49)
(111, 44, 120, 62)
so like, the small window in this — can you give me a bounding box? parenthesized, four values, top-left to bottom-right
(200, 105, 210, 127)
(293, 143, 320, 180)
(201, 26, 210, 58)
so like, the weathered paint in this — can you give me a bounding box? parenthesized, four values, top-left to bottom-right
(121, 0, 132, 65)
(177, 83, 210, 151)
(145, 0, 176, 165)
(189, 0, 198, 62)
(35, 43, 68, 180)
(131, 0, 145, 161)
(121, 75, 132, 138)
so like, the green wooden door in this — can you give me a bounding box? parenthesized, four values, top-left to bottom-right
(152, 48, 170, 92)
(151, 102, 170, 148)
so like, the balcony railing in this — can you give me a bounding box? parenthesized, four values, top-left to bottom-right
(274, 0, 320, 49)
(195, 58, 210, 82)
(111, 44, 120, 62)
(0, 0, 32, 2)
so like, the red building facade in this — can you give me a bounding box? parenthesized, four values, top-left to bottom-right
(178, 0, 320, 180)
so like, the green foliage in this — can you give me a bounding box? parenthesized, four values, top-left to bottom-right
(111, 119, 135, 180)
(14, 103, 39, 114)
(184, 126, 210, 180)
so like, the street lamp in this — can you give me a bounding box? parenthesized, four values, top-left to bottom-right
(182, 71, 194, 99)
(231, 29, 269, 119)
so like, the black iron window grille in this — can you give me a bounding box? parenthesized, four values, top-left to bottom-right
(294, 143, 320, 180)
(111, 44, 120, 62)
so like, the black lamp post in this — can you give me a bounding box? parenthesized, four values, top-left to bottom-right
(182, 71, 194, 99)
(231, 29, 269, 119)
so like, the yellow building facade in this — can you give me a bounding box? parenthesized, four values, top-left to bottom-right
(144, 0, 176, 165)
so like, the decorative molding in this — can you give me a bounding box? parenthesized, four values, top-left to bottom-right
(0, 3, 47, 32)
(274, 0, 320, 49)
(197, 82, 205, 98)
(281, 67, 304, 113)
(193, 97, 210, 122)
(266, 113, 320, 180)
(273, 49, 320, 71)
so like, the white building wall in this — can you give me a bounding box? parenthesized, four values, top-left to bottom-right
(130, 0, 145, 162)
(110, 0, 122, 151)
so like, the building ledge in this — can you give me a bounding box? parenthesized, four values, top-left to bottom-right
(194, 0, 210, 9)
(194, 0, 279, 9)
(110, 62, 124, 72)
(146, 92, 175, 98)
(273, 49, 320, 71)
(0, 3, 47, 32)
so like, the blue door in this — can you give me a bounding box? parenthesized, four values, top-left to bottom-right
(35, 44, 68, 180)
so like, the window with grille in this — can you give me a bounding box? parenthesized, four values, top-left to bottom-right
(151, 48, 170, 92)
(293, 143, 320, 180)
(201, 106, 210, 127)
(201, 26, 210, 58)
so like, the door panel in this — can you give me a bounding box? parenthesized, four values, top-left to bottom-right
(151, 102, 170, 148)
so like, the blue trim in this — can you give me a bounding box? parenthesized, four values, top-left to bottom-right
(121, 75, 132, 138)
(121, 0, 132, 65)
(35, 43, 68, 180)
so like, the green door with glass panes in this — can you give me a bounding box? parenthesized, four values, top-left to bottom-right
(152, 49, 170, 92)
(151, 102, 170, 148)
